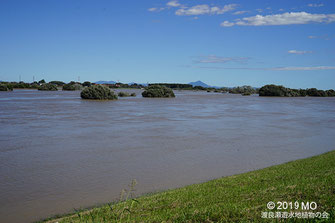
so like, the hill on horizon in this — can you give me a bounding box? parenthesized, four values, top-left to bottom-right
(188, 81, 211, 88)
(95, 80, 117, 85)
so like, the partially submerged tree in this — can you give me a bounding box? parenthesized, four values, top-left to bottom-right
(259, 84, 335, 97)
(38, 83, 58, 91)
(62, 83, 83, 91)
(49, 81, 65, 86)
(142, 85, 175, 98)
(81, 85, 118, 100)
(0, 84, 13, 91)
(82, 81, 92, 87)
(118, 92, 130, 97)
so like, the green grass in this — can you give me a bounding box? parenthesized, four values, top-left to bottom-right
(43, 151, 335, 222)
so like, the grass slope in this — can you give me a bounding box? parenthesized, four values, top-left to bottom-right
(44, 151, 335, 222)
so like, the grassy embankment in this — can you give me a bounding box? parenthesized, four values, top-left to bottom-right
(43, 151, 335, 222)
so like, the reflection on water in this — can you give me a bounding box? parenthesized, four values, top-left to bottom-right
(0, 89, 334, 223)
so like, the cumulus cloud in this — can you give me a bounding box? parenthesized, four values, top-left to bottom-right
(308, 3, 324, 7)
(167, 0, 181, 7)
(221, 21, 235, 27)
(288, 50, 313, 54)
(221, 12, 335, 27)
(148, 7, 165, 12)
(176, 4, 237, 16)
(233, 11, 248, 15)
(193, 55, 250, 64)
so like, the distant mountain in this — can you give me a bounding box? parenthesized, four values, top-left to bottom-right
(188, 81, 211, 88)
(94, 81, 148, 86)
(128, 82, 148, 86)
(95, 81, 116, 84)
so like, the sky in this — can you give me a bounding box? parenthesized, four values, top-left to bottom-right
(0, 0, 335, 89)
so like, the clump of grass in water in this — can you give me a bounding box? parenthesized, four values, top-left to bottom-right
(117, 179, 139, 222)
(49, 180, 139, 223)
(118, 92, 130, 97)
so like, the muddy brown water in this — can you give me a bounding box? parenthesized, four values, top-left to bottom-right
(0, 89, 334, 223)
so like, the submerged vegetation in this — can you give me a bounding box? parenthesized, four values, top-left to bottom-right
(259, 84, 335, 97)
(38, 83, 58, 91)
(229, 85, 257, 95)
(142, 85, 175, 98)
(44, 150, 335, 222)
(118, 92, 136, 97)
(0, 84, 13, 91)
(62, 82, 83, 91)
(80, 85, 118, 100)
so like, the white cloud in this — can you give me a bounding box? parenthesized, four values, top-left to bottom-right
(167, 0, 181, 7)
(221, 21, 235, 27)
(308, 3, 324, 7)
(176, 4, 237, 16)
(307, 34, 333, 40)
(288, 50, 313, 54)
(194, 55, 250, 64)
(148, 7, 165, 12)
(271, 66, 335, 71)
(221, 12, 335, 27)
(233, 11, 248, 15)
(195, 66, 335, 71)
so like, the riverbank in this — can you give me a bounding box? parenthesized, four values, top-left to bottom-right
(42, 150, 335, 222)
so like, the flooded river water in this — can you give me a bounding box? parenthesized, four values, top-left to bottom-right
(0, 89, 334, 222)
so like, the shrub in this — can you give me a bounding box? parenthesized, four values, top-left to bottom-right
(62, 83, 83, 91)
(38, 83, 58, 91)
(326, 89, 335, 97)
(81, 85, 118, 100)
(82, 81, 92, 87)
(299, 89, 307, 97)
(49, 81, 65, 86)
(229, 86, 257, 94)
(259, 85, 334, 97)
(306, 88, 328, 97)
(142, 85, 175, 98)
(242, 92, 251, 96)
(0, 84, 13, 91)
(118, 92, 130, 97)
(130, 93, 136, 97)
(259, 85, 289, 96)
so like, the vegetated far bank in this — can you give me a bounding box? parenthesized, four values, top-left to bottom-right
(43, 151, 335, 223)
(259, 84, 335, 97)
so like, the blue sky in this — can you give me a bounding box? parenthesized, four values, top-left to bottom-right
(0, 0, 334, 89)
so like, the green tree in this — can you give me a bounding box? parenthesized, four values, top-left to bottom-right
(142, 85, 175, 98)
(81, 85, 118, 100)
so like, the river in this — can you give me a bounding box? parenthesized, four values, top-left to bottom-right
(0, 89, 334, 222)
